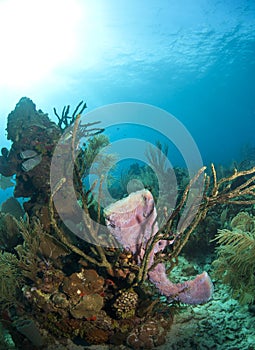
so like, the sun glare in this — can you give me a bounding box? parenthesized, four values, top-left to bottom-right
(0, 0, 82, 88)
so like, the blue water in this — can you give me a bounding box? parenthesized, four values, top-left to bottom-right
(0, 5, 254, 349)
(0, 0, 254, 204)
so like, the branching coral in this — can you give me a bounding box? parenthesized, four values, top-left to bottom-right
(77, 134, 110, 175)
(53, 100, 87, 131)
(213, 212, 255, 304)
(114, 162, 158, 200)
(104, 188, 214, 304)
(136, 164, 255, 285)
(51, 128, 255, 297)
(49, 115, 116, 275)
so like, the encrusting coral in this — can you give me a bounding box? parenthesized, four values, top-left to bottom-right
(0, 97, 255, 349)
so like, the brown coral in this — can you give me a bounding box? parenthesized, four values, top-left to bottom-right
(62, 268, 104, 303)
(90, 310, 114, 331)
(51, 292, 69, 309)
(70, 293, 104, 319)
(126, 318, 168, 349)
(83, 327, 110, 344)
(36, 265, 65, 294)
(79, 268, 105, 294)
(45, 314, 85, 338)
(113, 289, 138, 319)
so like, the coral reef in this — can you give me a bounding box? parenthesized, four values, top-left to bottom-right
(0, 98, 254, 349)
(0, 97, 62, 228)
(70, 293, 104, 319)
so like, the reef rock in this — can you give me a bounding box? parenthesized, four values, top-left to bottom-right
(0, 97, 61, 224)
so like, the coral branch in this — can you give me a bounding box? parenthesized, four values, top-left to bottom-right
(49, 188, 113, 274)
(104, 163, 255, 303)
(139, 166, 207, 281)
(104, 189, 214, 304)
(53, 100, 87, 131)
(206, 164, 255, 206)
(50, 133, 114, 275)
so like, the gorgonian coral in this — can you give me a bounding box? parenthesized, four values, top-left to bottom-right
(213, 212, 255, 304)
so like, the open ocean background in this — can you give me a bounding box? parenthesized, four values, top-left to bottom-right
(0, 0, 254, 202)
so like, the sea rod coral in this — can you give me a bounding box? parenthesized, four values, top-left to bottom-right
(104, 189, 214, 304)
(104, 164, 255, 305)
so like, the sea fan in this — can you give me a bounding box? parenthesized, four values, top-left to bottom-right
(213, 212, 255, 304)
(0, 251, 22, 309)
